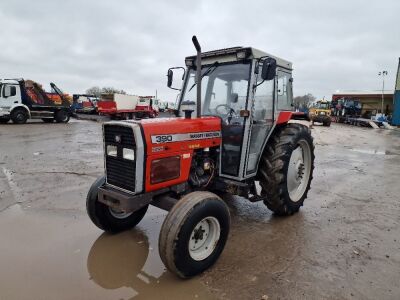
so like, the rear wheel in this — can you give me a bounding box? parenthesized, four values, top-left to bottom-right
(55, 110, 70, 123)
(86, 176, 148, 233)
(11, 108, 28, 124)
(159, 191, 230, 278)
(259, 123, 314, 216)
(42, 118, 54, 123)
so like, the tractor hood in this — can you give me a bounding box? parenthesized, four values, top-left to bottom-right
(137, 116, 222, 155)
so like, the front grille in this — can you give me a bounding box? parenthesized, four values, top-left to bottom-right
(104, 124, 136, 192)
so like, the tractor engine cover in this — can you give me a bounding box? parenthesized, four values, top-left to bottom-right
(139, 116, 221, 192)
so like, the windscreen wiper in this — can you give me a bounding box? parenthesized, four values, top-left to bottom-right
(188, 62, 219, 92)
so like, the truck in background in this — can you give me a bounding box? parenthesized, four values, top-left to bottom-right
(134, 96, 159, 118)
(71, 94, 99, 114)
(0, 79, 72, 124)
(97, 93, 159, 119)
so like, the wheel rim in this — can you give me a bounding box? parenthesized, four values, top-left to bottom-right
(188, 216, 221, 261)
(287, 139, 312, 202)
(108, 207, 133, 219)
(16, 113, 25, 121)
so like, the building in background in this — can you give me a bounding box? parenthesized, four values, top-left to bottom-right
(332, 91, 394, 118)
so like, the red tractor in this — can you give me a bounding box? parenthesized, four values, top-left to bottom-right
(86, 37, 315, 278)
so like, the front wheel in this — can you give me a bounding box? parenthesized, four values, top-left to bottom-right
(86, 176, 148, 233)
(11, 108, 28, 124)
(323, 119, 331, 127)
(159, 191, 230, 278)
(259, 123, 315, 215)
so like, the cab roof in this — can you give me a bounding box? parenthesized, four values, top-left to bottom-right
(185, 47, 292, 70)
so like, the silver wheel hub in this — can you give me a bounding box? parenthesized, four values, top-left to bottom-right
(189, 217, 221, 261)
(108, 207, 133, 219)
(287, 140, 312, 202)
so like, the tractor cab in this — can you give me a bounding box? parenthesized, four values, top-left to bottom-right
(168, 46, 293, 180)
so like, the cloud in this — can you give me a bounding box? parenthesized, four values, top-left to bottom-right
(1, 0, 399, 101)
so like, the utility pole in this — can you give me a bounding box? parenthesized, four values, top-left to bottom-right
(378, 70, 388, 115)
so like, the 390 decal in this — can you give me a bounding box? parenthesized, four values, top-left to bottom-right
(154, 135, 173, 143)
(151, 131, 221, 144)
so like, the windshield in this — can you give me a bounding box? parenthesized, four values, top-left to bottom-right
(316, 102, 330, 109)
(179, 62, 251, 117)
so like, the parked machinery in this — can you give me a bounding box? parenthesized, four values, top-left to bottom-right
(332, 97, 362, 123)
(308, 100, 332, 126)
(86, 36, 315, 278)
(0, 79, 71, 124)
(71, 94, 99, 114)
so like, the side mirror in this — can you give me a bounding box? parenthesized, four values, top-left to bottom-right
(261, 57, 277, 81)
(167, 69, 173, 88)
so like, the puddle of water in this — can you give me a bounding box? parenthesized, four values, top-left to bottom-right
(0, 205, 214, 300)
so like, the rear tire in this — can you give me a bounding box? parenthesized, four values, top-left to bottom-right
(42, 118, 54, 123)
(259, 123, 315, 216)
(11, 108, 28, 124)
(159, 191, 230, 278)
(86, 176, 148, 233)
(55, 110, 70, 123)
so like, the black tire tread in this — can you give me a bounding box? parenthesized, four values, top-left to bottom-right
(259, 123, 315, 215)
(11, 108, 28, 124)
(159, 191, 230, 278)
(86, 175, 148, 233)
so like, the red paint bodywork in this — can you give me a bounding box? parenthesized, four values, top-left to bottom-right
(137, 112, 293, 192)
(97, 100, 158, 117)
(276, 111, 293, 124)
(139, 117, 221, 192)
(97, 101, 117, 113)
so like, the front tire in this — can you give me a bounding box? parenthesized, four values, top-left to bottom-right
(159, 191, 230, 278)
(86, 176, 148, 233)
(259, 123, 315, 216)
(11, 108, 28, 124)
(323, 119, 331, 127)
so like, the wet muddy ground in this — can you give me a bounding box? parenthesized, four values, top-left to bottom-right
(0, 120, 399, 300)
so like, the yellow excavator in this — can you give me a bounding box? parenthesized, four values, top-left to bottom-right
(309, 100, 332, 126)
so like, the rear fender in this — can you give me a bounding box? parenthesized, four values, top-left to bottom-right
(276, 111, 293, 125)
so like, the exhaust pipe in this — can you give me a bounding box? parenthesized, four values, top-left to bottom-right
(192, 35, 201, 118)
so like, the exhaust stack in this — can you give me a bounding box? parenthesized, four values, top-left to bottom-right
(192, 35, 201, 118)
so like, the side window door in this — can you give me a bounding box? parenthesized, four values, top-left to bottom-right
(276, 70, 293, 113)
(245, 64, 275, 175)
(1, 84, 19, 106)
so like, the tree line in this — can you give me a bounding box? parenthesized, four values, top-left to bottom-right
(85, 86, 126, 97)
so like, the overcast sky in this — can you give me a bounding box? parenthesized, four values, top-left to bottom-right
(1, 0, 399, 102)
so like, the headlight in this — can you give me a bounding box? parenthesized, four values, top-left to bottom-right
(123, 148, 135, 161)
(106, 145, 117, 157)
(150, 156, 180, 184)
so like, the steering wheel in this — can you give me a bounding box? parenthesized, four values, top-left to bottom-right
(215, 104, 238, 124)
(215, 104, 233, 116)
